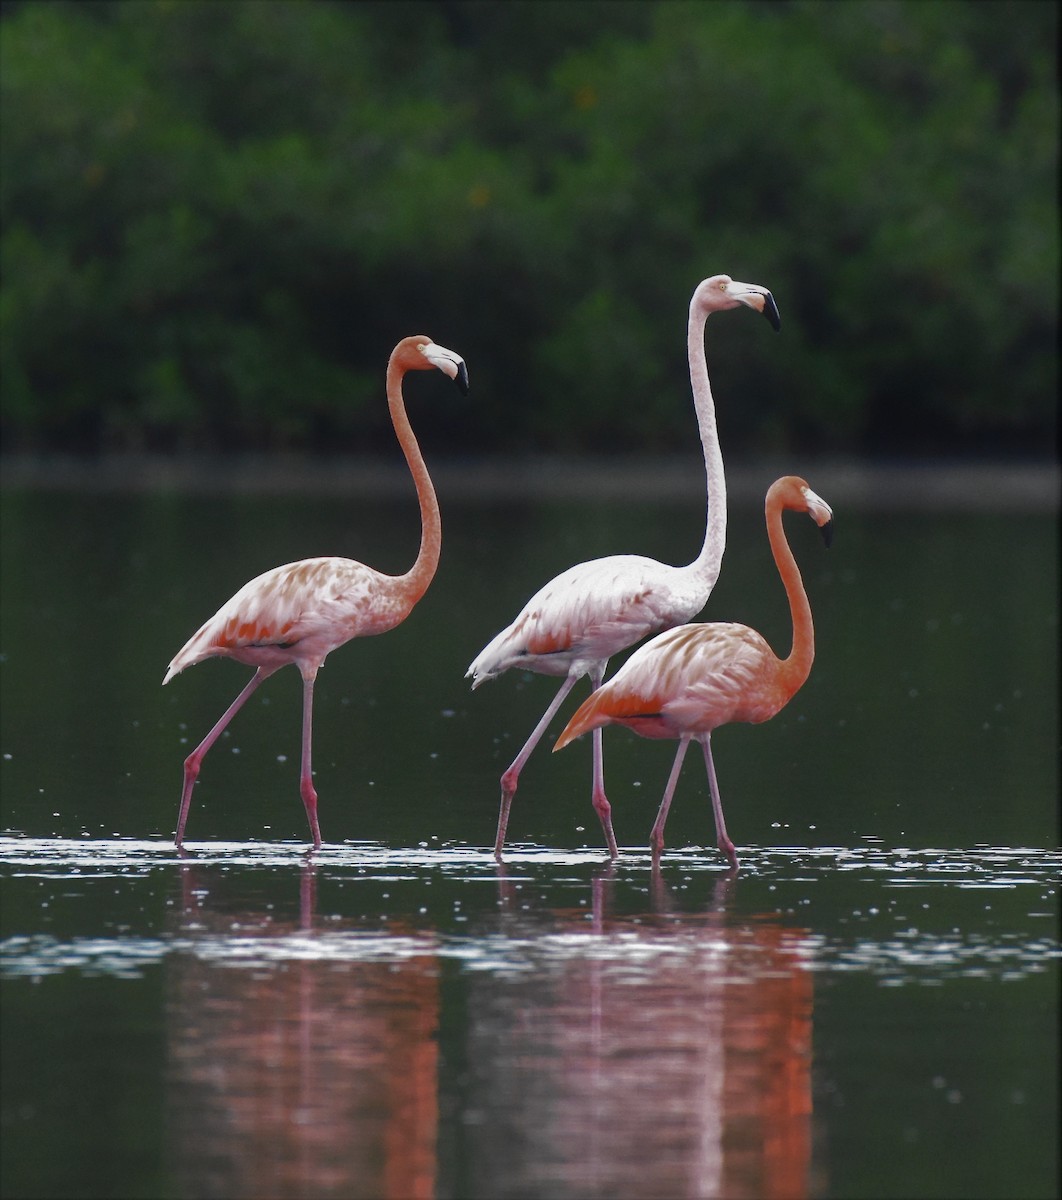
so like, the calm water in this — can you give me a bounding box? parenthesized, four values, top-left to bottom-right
(1, 482, 1059, 1199)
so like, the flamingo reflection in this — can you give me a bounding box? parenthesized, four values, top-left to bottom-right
(466, 862, 814, 1200)
(164, 857, 814, 1199)
(165, 859, 438, 1200)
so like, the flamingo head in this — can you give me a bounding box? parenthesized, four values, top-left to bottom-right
(692, 275, 781, 331)
(770, 476, 834, 547)
(392, 336, 470, 394)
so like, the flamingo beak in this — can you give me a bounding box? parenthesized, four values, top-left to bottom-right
(452, 360, 470, 394)
(802, 486, 834, 547)
(422, 342, 470, 394)
(730, 282, 781, 331)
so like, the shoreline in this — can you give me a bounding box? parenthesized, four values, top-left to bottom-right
(1, 453, 1058, 511)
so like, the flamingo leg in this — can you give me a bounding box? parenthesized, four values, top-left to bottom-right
(649, 736, 691, 858)
(588, 663, 619, 859)
(495, 673, 580, 859)
(298, 667, 323, 850)
(701, 734, 738, 868)
(175, 667, 273, 847)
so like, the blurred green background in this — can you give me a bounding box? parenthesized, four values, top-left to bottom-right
(0, 0, 1057, 460)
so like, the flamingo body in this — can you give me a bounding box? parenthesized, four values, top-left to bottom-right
(567, 622, 792, 741)
(164, 557, 407, 683)
(554, 476, 833, 868)
(552, 624, 792, 744)
(164, 336, 468, 849)
(468, 554, 705, 683)
(468, 274, 780, 859)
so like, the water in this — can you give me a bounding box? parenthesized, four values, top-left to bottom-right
(1, 483, 1059, 1198)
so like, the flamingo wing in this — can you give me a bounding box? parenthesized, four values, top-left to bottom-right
(555, 622, 776, 743)
(164, 557, 389, 682)
(652, 624, 776, 730)
(467, 554, 695, 685)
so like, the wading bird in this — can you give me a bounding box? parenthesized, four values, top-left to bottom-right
(467, 276, 780, 859)
(553, 476, 833, 868)
(163, 336, 469, 849)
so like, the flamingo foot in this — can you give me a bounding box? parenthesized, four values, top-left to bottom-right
(592, 790, 619, 859)
(494, 777, 518, 860)
(175, 755, 202, 848)
(718, 835, 738, 870)
(301, 778, 322, 850)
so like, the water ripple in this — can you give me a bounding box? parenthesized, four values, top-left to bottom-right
(2, 838, 1057, 986)
(1, 836, 1059, 881)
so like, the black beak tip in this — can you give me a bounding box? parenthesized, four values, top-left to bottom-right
(820, 519, 834, 549)
(454, 362, 470, 395)
(763, 291, 781, 332)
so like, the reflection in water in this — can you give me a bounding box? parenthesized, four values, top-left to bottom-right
(467, 867, 813, 1200)
(163, 859, 813, 1200)
(3, 840, 1056, 1200)
(165, 860, 439, 1200)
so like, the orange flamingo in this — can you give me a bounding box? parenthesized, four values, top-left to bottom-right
(163, 336, 469, 849)
(553, 476, 833, 868)
(467, 275, 780, 859)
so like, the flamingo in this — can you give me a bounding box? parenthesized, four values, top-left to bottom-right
(552, 475, 833, 868)
(467, 275, 780, 859)
(163, 336, 469, 849)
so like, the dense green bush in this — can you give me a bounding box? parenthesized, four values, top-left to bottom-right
(1, 0, 1057, 456)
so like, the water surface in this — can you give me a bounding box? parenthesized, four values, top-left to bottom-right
(1, 485, 1059, 1198)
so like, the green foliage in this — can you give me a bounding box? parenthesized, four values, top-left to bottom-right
(0, 0, 1056, 456)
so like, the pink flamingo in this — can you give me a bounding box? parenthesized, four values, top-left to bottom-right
(163, 336, 468, 849)
(552, 476, 833, 868)
(467, 275, 780, 859)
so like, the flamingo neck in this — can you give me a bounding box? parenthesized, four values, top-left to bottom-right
(766, 493, 815, 696)
(686, 300, 725, 587)
(387, 358, 441, 611)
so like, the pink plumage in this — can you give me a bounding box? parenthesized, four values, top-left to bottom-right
(554, 476, 834, 868)
(164, 337, 468, 849)
(164, 558, 407, 683)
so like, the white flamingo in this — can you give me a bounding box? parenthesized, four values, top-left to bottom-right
(467, 275, 780, 858)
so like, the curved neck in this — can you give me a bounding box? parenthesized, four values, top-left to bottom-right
(766, 494, 814, 695)
(386, 358, 441, 610)
(686, 300, 726, 587)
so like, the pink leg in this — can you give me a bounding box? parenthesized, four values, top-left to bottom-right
(588, 664, 619, 859)
(701, 735, 738, 868)
(175, 667, 273, 847)
(299, 667, 322, 850)
(495, 674, 579, 859)
(649, 737, 691, 857)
